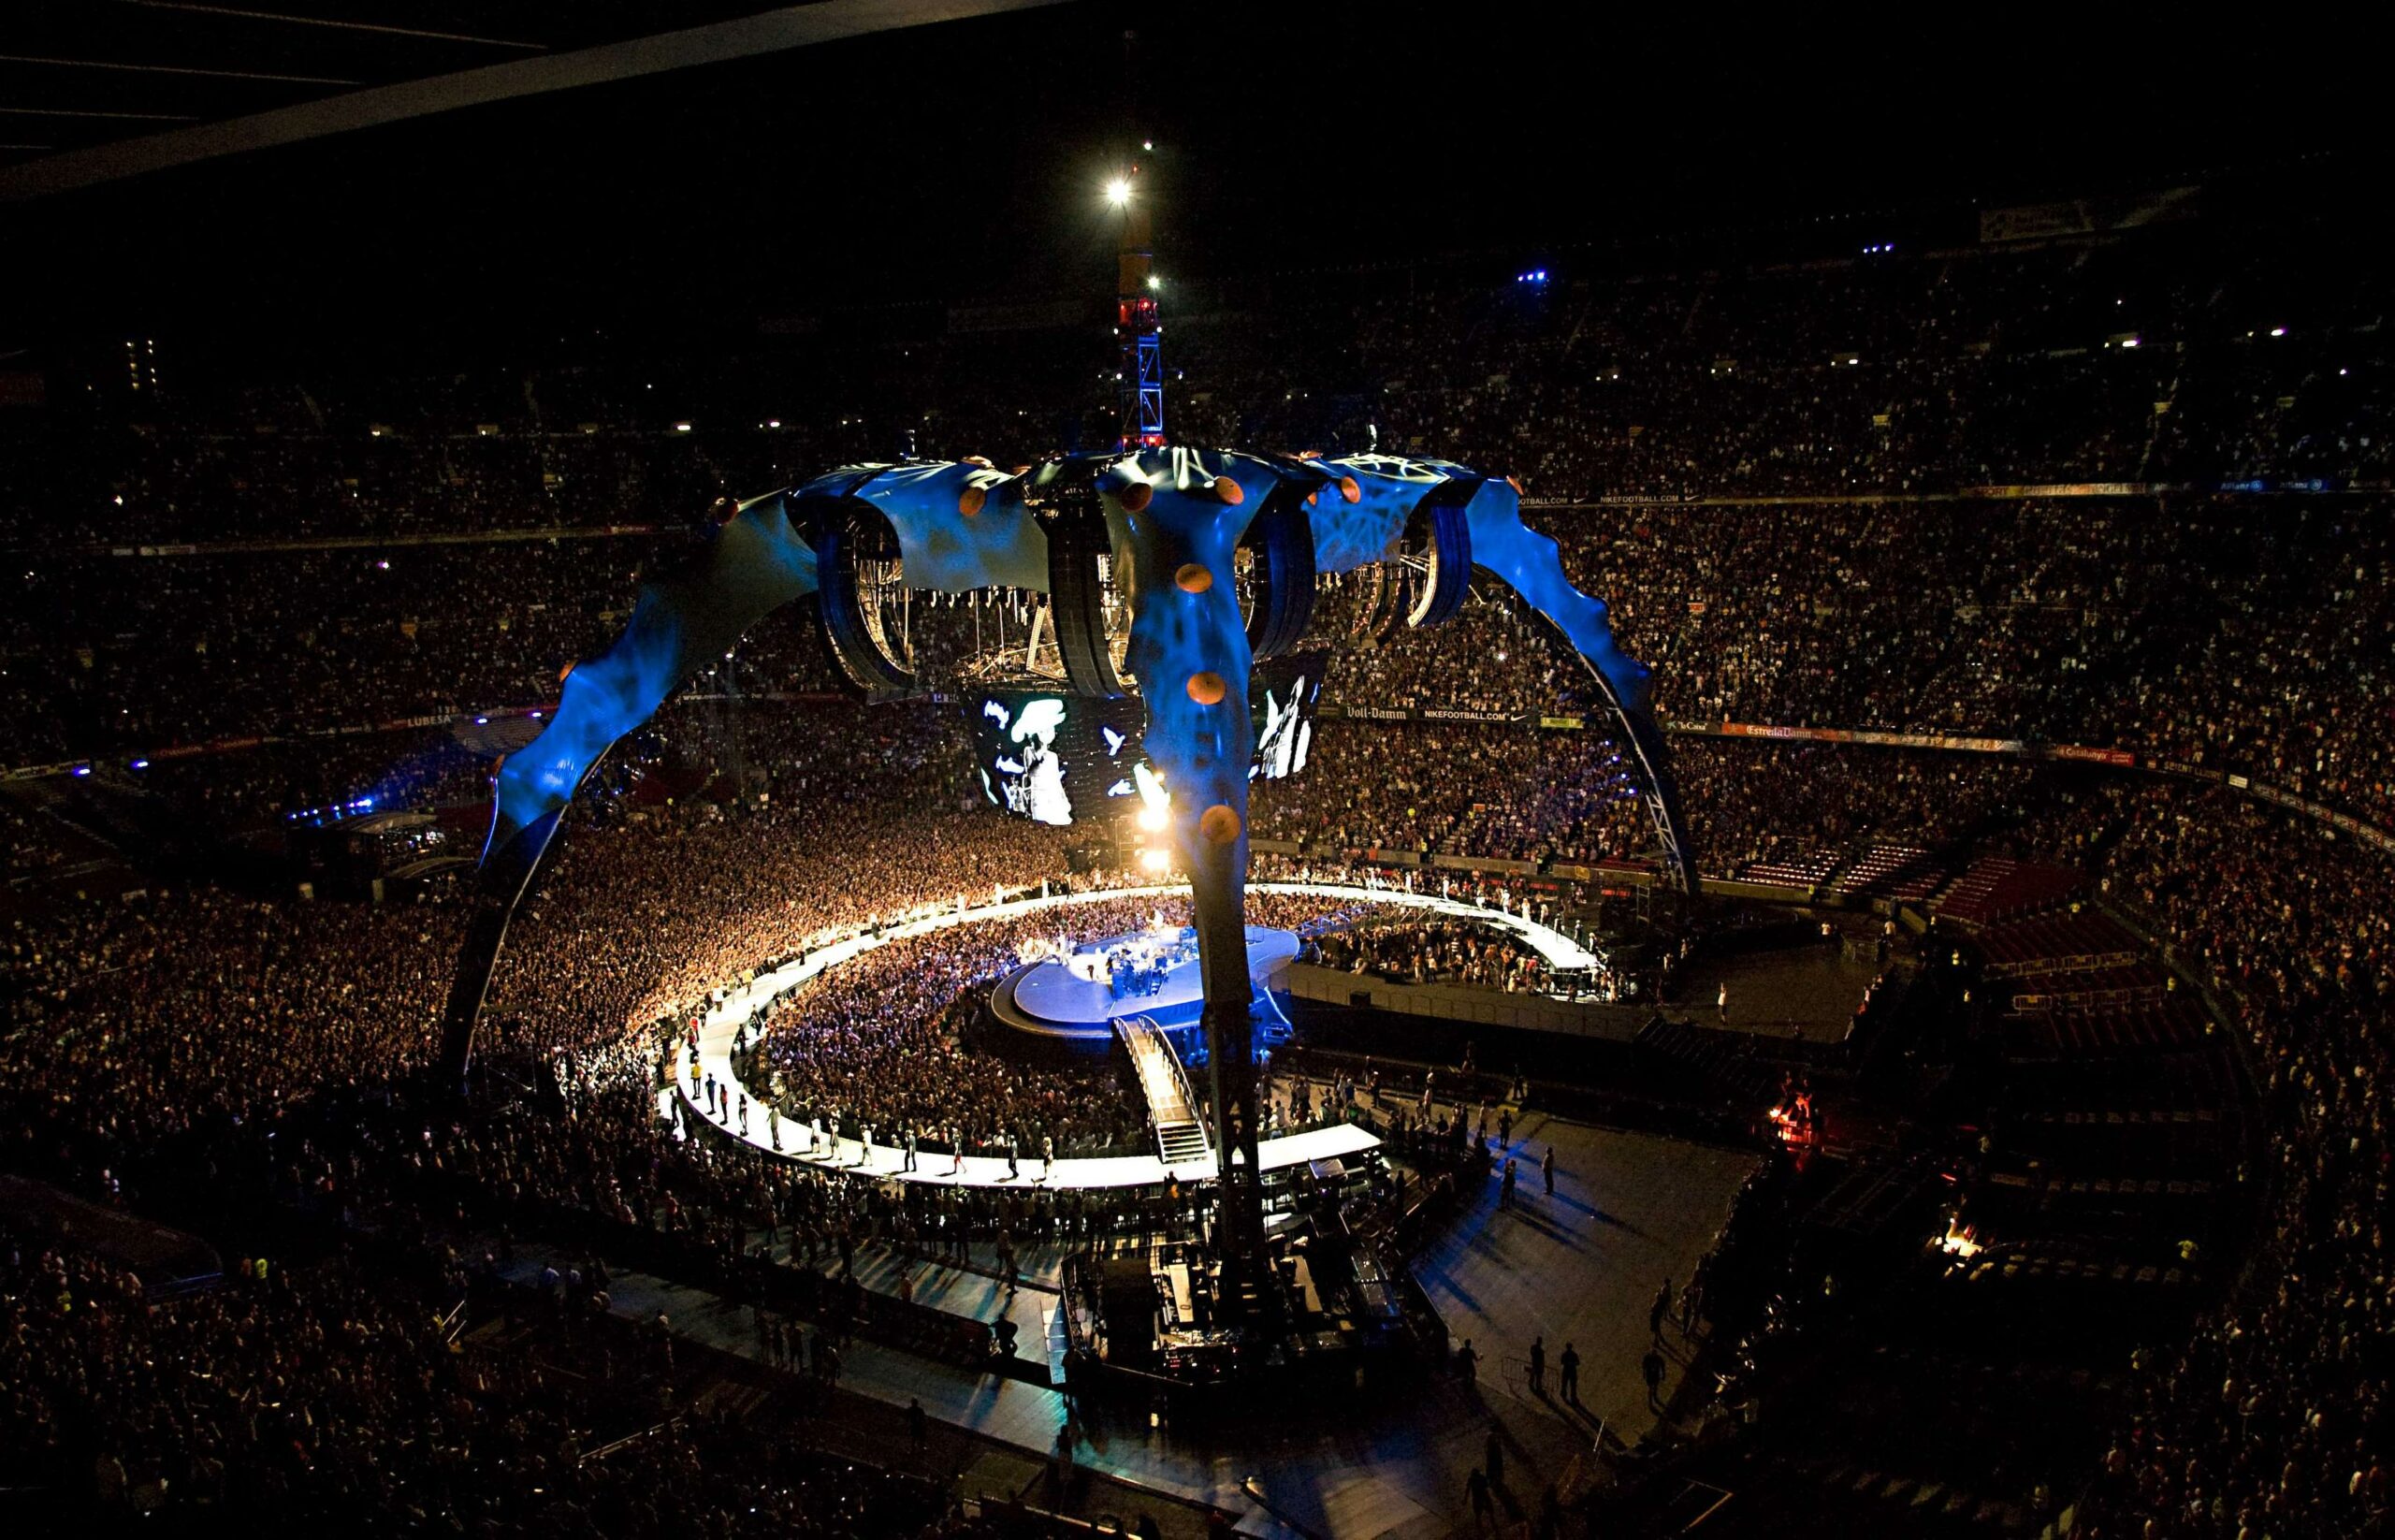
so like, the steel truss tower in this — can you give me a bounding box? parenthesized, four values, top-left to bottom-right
(1114, 167, 1164, 449)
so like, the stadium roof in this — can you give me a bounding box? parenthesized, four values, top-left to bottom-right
(0, 0, 1066, 198)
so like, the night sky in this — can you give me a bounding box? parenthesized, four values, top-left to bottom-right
(1, 2, 2373, 368)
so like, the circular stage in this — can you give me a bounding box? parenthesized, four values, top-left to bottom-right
(991, 923, 1300, 1051)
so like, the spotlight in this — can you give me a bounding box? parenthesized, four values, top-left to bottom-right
(1105, 177, 1132, 209)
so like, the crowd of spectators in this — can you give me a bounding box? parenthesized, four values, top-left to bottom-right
(747, 898, 1172, 1160)
(17, 495, 2389, 870)
(7, 224, 2393, 845)
(1253, 719, 2045, 882)
(1166, 232, 2388, 495)
(475, 703, 1067, 1034)
(3, 884, 460, 1151)
(4, 659, 2388, 1539)
(1276, 497, 2395, 837)
(7, 226, 2387, 548)
(741, 887, 1555, 1158)
(13, 488, 2392, 854)
(5, 217, 2394, 1535)
(2063, 785, 2392, 1539)
(1247, 717, 1583, 857)
(0, 1216, 995, 1533)
(1305, 916, 1549, 992)
(0, 407, 782, 545)
(3, 537, 682, 765)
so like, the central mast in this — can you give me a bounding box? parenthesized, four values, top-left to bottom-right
(1109, 29, 1163, 450)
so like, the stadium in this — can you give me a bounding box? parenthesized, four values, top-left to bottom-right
(1, 5, 2387, 1537)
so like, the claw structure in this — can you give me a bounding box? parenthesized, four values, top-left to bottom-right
(441, 445, 1695, 1311)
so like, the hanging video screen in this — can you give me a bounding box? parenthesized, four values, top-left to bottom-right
(965, 652, 1324, 826)
(1249, 655, 1322, 783)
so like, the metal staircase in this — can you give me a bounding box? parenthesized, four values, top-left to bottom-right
(1115, 1014, 1212, 1168)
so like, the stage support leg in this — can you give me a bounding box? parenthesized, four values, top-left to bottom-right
(1116, 455, 1270, 1324)
(1461, 482, 1699, 894)
(1190, 824, 1266, 1316)
(438, 806, 572, 1091)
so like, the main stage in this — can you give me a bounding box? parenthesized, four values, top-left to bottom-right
(991, 923, 1300, 1051)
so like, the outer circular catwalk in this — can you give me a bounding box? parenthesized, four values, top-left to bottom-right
(992, 923, 1301, 1051)
(668, 880, 1601, 1189)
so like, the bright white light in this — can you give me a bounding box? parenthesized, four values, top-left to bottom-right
(1133, 763, 1170, 832)
(2270, 327, 2287, 338)
(1104, 177, 1132, 209)
(1146, 273, 1161, 291)
(1139, 848, 1170, 873)
(2120, 337, 2141, 349)
(674, 421, 693, 432)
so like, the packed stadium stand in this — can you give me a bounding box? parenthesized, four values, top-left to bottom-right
(6, 207, 2390, 1539)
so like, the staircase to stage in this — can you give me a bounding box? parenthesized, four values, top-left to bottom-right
(1115, 1014, 1212, 1168)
